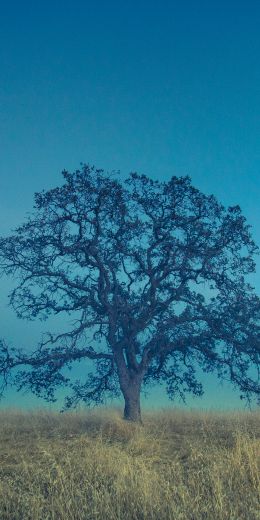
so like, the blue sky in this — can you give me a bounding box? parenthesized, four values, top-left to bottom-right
(0, 1, 259, 411)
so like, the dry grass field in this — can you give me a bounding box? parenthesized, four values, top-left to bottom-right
(0, 407, 259, 520)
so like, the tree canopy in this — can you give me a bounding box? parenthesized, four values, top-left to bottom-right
(0, 165, 259, 421)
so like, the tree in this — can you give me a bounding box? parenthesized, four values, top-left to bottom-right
(0, 165, 259, 422)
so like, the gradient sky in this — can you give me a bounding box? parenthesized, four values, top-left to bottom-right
(0, 1, 259, 411)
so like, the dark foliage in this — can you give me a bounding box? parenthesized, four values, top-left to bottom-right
(0, 165, 259, 419)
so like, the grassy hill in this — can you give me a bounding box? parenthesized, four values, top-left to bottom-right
(0, 407, 259, 520)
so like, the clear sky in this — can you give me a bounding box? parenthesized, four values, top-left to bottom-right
(0, 1, 259, 411)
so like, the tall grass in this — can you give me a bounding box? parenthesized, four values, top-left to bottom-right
(0, 407, 259, 519)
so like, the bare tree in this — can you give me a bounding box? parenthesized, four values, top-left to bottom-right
(0, 165, 259, 421)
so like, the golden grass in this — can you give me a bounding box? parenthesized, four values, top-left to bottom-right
(0, 407, 259, 519)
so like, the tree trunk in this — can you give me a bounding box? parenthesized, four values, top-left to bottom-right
(122, 379, 142, 423)
(114, 350, 144, 423)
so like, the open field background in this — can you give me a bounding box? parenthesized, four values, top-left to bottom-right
(0, 407, 259, 520)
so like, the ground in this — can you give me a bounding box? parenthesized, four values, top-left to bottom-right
(0, 407, 259, 520)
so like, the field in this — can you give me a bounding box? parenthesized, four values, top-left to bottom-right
(0, 407, 259, 520)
